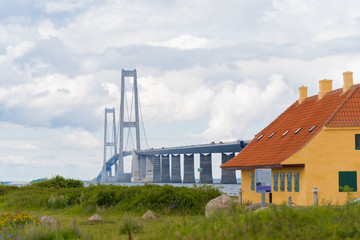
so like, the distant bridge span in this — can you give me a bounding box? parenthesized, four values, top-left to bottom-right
(97, 140, 247, 183)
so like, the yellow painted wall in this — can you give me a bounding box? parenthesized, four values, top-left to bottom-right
(241, 168, 304, 205)
(241, 127, 360, 206)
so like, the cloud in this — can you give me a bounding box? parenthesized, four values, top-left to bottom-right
(51, 129, 101, 150)
(196, 74, 292, 141)
(0, 41, 34, 64)
(0, 73, 116, 129)
(40, 0, 93, 13)
(150, 35, 209, 50)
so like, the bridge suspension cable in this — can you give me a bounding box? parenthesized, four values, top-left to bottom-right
(138, 95, 149, 149)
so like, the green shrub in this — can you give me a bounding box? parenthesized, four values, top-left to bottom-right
(0, 185, 18, 196)
(120, 215, 143, 239)
(1, 176, 222, 215)
(31, 175, 84, 188)
(48, 195, 68, 209)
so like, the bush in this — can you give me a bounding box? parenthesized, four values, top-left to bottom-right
(48, 195, 68, 209)
(120, 215, 143, 239)
(31, 175, 84, 189)
(90, 184, 221, 215)
(1, 176, 222, 215)
(0, 185, 18, 196)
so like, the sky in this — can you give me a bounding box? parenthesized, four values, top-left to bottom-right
(1, 0, 360, 181)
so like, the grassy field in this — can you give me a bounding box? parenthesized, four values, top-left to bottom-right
(1, 177, 360, 239)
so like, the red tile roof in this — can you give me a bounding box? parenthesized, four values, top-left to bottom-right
(221, 84, 360, 170)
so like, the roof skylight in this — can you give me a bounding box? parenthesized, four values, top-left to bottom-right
(269, 132, 275, 138)
(295, 128, 302, 134)
(309, 125, 316, 132)
(282, 130, 289, 137)
(257, 135, 264, 140)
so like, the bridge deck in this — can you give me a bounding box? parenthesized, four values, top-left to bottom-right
(97, 140, 247, 181)
(137, 141, 247, 155)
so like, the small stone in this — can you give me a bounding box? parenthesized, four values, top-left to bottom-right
(205, 194, 233, 218)
(140, 210, 161, 220)
(40, 216, 57, 224)
(255, 207, 269, 213)
(245, 203, 272, 212)
(88, 214, 105, 222)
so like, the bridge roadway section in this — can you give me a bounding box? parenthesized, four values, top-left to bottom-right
(98, 140, 247, 183)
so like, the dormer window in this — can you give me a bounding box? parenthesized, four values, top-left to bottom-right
(295, 128, 302, 134)
(309, 126, 316, 132)
(269, 132, 275, 138)
(282, 130, 289, 137)
(257, 135, 264, 141)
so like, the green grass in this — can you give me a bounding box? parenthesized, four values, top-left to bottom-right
(2, 177, 360, 239)
(3, 201, 360, 239)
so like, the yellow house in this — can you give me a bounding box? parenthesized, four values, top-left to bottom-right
(221, 71, 360, 206)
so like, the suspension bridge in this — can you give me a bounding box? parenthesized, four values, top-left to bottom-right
(97, 69, 247, 183)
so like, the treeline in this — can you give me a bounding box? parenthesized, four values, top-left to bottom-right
(0, 176, 221, 215)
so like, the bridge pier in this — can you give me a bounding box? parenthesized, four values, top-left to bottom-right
(131, 151, 141, 182)
(220, 153, 237, 184)
(161, 154, 170, 183)
(145, 155, 154, 182)
(153, 155, 161, 183)
(183, 154, 195, 183)
(200, 153, 213, 183)
(171, 154, 181, 183)
(140, 155, 146, 180)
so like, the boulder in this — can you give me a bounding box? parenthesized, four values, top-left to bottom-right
(205, 194, 233, 218)
(40, 216, 57, 224)
(245, 203, 272, 212)
(140, 210, 161, 220)
(88, 214, 105, 222)
(255, 207, 269, 213)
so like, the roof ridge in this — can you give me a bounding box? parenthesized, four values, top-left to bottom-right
(324, 84, 360, 126)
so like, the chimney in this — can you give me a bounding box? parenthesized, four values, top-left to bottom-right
(343, 71, 353, 92)
(318, 79, 332, 99)
(298, 86, 308, 104)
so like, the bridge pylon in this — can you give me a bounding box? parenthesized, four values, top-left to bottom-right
(117, 69, 141, 181)
(102, 108, 117, 183)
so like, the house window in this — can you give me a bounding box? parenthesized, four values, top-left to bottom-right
(273, 173, 278, 191)
(294, 172, 299, 192)
(356, 134, 360, 150)
(251, 173, 255, 191)
(287, 172, 292, 192)
(339, 171, 357, 192)
(280, 172, 285, 191)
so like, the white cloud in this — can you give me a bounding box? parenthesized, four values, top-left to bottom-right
(0, 41, 34, 64)
(40, 0, 92, 13)
(150, 35, 209, 50)
(196, 74, 291, 141)
(37, 19, 57, 39)
(0, 73, 117, 128)
(138, 69, 214, 122)
(51, 129, 100, 150)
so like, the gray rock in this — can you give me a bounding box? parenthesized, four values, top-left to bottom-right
(88, 213, 105, 222)
(245, 203, 272, 212)
(255, 207, 269, 213)
(205, 194, 233, 218)
(141, 210, 161, 220)
(40, 216, 57, 224)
